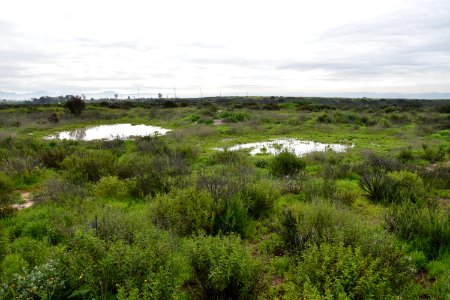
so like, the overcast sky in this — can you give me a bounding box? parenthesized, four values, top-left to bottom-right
(1, 0, 449, 98)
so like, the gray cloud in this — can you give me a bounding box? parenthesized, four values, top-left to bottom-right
(279, 1, 450, 81)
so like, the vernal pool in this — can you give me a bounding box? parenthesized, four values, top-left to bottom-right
(45, 124, 171, 141)
(215, 138, 351, 156)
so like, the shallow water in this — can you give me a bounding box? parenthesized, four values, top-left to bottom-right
(45, 124, 171, 141)
(215, 138, 350, 156)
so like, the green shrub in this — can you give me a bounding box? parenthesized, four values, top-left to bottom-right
(360, 170, 427, 204)
(94, 176, 130, 199)
(210, 149, 248, 166)
(398, 147, 414, 162)
(186, 234, 265, 299)
(0, 172, 14, 197)
(149, 187, 215, 235)
(219, 110, 250, 122)
(422, 144, 446, 162)
(61, 150, 116, 182)
(255, 159, 269, 169)
(384, 202, 450, 258)
(279, 203, 364, 254)
(240, 181, 280, 218)
(213, 195, 250, 236)
(269, 150, 306, 177)
(292, 243, 413, 299)
(0, 259, 67, 299)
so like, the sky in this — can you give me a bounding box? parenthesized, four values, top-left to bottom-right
(1, 0, 450, 98)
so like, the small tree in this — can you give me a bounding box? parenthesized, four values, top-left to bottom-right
(64, 96, 85, 116)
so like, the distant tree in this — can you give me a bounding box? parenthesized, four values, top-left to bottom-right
(64, 96, 85, 116)
(114, 93, 118, 100)
(158, 93, 163, 99)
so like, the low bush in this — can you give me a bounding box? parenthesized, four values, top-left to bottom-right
(290, 243, 413, 299)
(384, 202, 450, 258)
(186, 234, 265, 299)
(422, 144, 446, 162)
(149, 188, 215, 235)
(219, 110, 250, 122)
(360, 170, 427, 204)
(269, 150, 306, 177)
(94, 176, 131, 199)
(61, 150, 116, 182)
(279, 202, 364, 254)
(0, 172, 13, 200)
(240, 181, 280, 218)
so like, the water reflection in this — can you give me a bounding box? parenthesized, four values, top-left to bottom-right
(46, 124, 171, 141)
(214, 138, 351, 156)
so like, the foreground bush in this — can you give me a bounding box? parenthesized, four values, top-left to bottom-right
(384, 202, 450, 258)
(186, 234, 265, 299)
(149, 188, 215, 235)
(279, 202, 364, 254)
(290, 243, 413, 299)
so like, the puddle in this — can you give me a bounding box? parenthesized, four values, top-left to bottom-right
(45, 124, 171, 141)
(214, 138, 351, 156)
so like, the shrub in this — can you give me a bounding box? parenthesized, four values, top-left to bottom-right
(269, 150, 306, 177)
(94, 176, 130, 199)
(360, 170, 427, 204)
(209, 149, 248, 166)
(61, 150, 116, 182)
(422, 144, 446, 162)
(398, 147, 414, 162)
(279, 203, 364, 254)
(39, 144, 68, 169)
(359, 171, 396, 203)
(213, 195, 250, 236)
(135, 135, 170, 155)
(240, 181, 280, 218)
(0, 172, 13, 200)
(292, 243, 413, 299)
(186, 234, 265, 299)
(384, 202, 450, 258)
(149, 188, 215, 235)
(0, 259, 68, 299)
(64, 96, 85, 116)
(219, 110, 250, 122)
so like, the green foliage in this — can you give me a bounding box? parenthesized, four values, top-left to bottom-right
(292, 243, 413, 299)
(186, 234, 265, 299)
(279, 203, 365, 254)
(210, 149, 248, 166)
(240, 181, 280, 218)
(384, 202, 450, 258)
(149, 187, 215, 235)
(360, 170, 427, 204)
(94, 176, 131, 199)
(64, 96, 85, 116)
(61, 149, 116, 182)
(0, 259, 67, 299)
(219, 110, 250, 122)
(269, 150, 306, 177)
(422, 144, 446, 162)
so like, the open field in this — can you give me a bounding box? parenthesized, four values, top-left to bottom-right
(0, 97, 449, 299)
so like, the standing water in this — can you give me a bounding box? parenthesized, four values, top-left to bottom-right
(45, 124, 171, 141)
(214, 138, 351, 156)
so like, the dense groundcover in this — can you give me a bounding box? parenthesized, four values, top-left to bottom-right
(0, 97, 449, 299)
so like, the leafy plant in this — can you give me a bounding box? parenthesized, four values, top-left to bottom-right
(269, 150, 306, 177)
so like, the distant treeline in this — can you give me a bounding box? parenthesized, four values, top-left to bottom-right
(1, 95, 450, 113)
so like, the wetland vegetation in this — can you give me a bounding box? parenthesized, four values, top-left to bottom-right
(0, 96, 449, 299)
